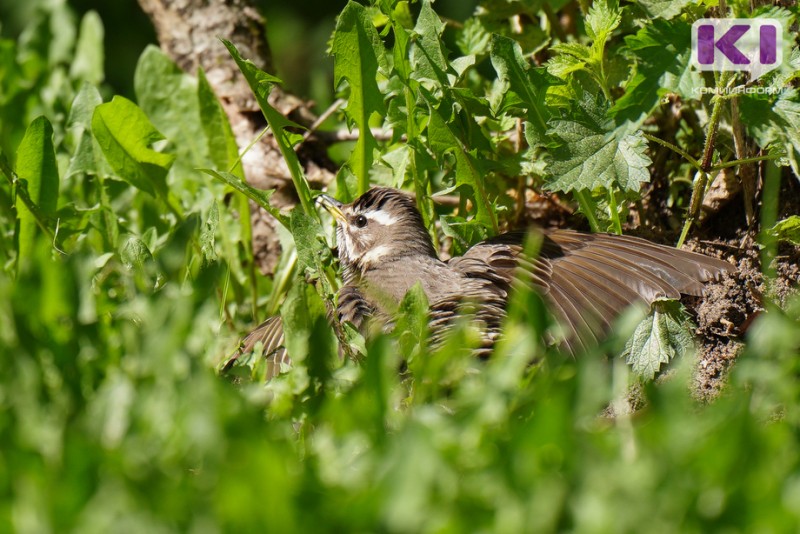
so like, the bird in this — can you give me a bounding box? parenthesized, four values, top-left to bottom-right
(226, 187, 733, 378)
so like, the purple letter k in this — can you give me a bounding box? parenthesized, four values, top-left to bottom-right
(697, 24, 751, 65)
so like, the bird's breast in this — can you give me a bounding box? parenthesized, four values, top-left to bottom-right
(359, 258, 464, 313)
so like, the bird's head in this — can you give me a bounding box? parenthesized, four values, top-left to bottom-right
(317, 187, 436, 278)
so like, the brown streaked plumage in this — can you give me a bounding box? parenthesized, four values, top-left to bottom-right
(225, 187, 733, 377)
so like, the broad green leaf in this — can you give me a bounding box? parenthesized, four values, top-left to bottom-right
(331, 1, 388, 196)
(201, 169, 286, 228)
(134, 46, 209, 174)
(546, 95, 651, 193)
(91, 95, 174, 197)
(635, 0, 692, 20)
(740, 89, 800, 178)
(766, 216, 800, 245)
(15, 116, 59, 264)
(221, 39, 315, 216)
(546, 48, 589, 80)
(490, 34, 556, 144)
(422, 90, 498, 233)
(622, 300, 697, 379)
(411, 0, 450, 87)
(610, 19, 702, 126)
(197, 68, 243, 177)
(69, 10, 104, 85)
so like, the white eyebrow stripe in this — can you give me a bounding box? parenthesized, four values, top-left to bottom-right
(359, 244, 392, 266)
(367, 210, 400, 226)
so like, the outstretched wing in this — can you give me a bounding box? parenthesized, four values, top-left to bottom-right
(223, 315, 289, 380)
(450, 229, 733, 354)
(224, 286, 373, 380)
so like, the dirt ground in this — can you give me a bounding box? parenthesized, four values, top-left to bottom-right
(687, 174, 800, 401)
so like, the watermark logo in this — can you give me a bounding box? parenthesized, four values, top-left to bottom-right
(691, 19, 783, 80)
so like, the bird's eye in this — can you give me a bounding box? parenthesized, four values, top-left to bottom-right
(354, 215, 368, 228)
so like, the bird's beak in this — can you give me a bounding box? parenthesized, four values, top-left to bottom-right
(316, 194, 346, 223)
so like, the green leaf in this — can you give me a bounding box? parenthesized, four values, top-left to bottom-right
(66, 83, 104, 179)
(221, 39, 315, 216)
(69, 10, 104, 85)
(197, 68, 243, 177)
(457, 18, 491, 57)
(394, 282, 430, 357)
(610, 19, 702, 126)
(91, 95, 175, 197)
(411, 0, 449, 87)
(289, 207, 326, 273)
(134, 46, 209, 173)
(422, 90, 498, 233)
(490, 34, 555, 144)
(331, 1, 388, 196)
(586, 0, 621, 50)
(200, 169, 286, 228)
(200, 202, 219, 264)
(546, 94, 651, 193)
(740, 89, 800, 178)
(280, 281, 329, 367)
(622, 300, 697, 379)
(766, 216, 800, 245)
(635, 0, 692, 20)
(15, 116, 59, 264)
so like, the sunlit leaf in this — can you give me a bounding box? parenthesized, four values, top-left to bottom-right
(91, 95, 174, 197)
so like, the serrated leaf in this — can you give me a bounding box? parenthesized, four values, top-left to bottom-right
(635, 0, 692, 20)
(610, 19, 702, 126)
(332, 1, 388, 195)
(457, 18, 491, 56)
(586, 0, 621, 51)
(289, 207, 326, 273)
(546, 95, 651, 193)
(222, 39, 315, 216)
(422, 89, 498, 233)
(15, 116, 59, 264)
(490, 34, 555, 144)
(622, 300, 697, 379)
(740, 89, 800, 178)
(200, 202, 219, 264)
(411, 0, 449, 87)
(766, 216, 800, 245)
(394, 282, 430, 357)
(91, 95, 174, 197)
(200, 169, 286, 228)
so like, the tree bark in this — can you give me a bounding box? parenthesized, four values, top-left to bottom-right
(136, 0, 335, 273)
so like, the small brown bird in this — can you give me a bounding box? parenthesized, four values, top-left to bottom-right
(229, 187, 732, 378)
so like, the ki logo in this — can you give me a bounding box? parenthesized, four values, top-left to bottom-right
(691, 19, 784, 80)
